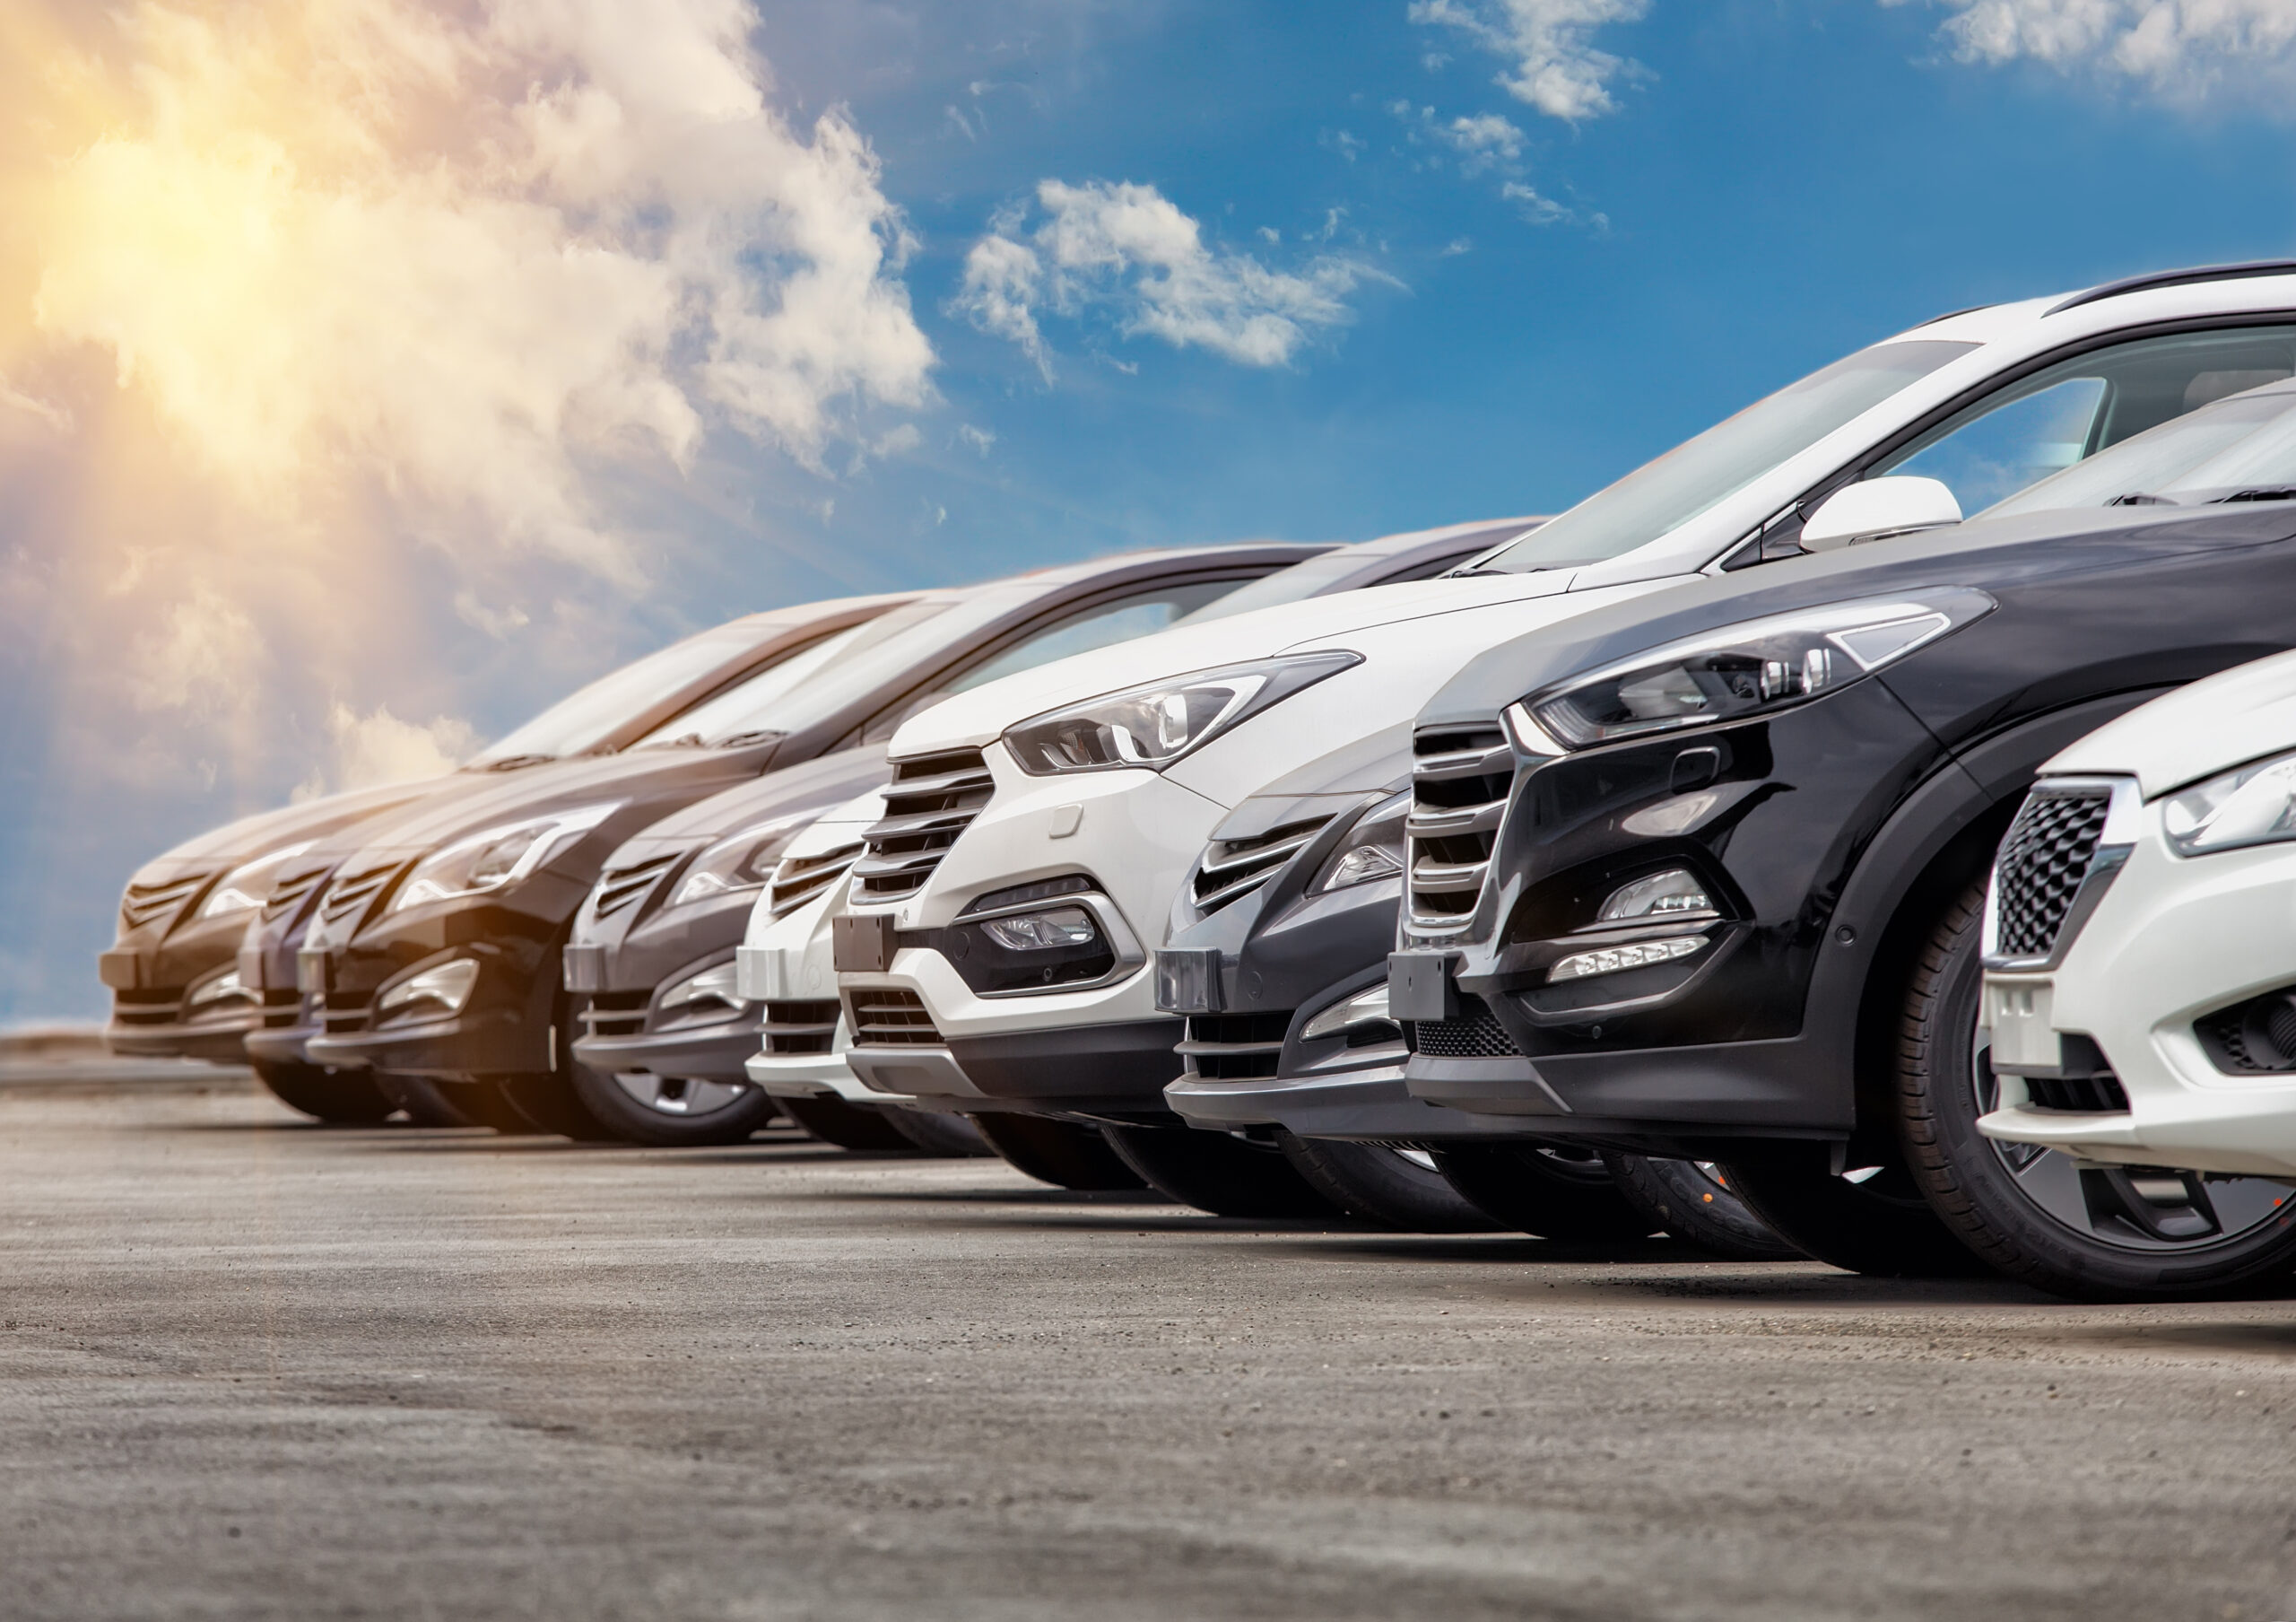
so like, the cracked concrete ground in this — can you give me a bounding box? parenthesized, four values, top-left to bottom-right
(4, 1083, 2295, 1621)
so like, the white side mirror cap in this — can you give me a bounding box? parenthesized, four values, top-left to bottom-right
(1801, 475, 1963, 554)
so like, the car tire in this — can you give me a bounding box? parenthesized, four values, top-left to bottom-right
(253, 1060, 395, 1124)
(778, 1094, 920, 1152)
(1894, 876, 2296, 1301)
(1602, 1154, 1804, 1260)
(883, 1108, 995, 1157)
(1428, 1143, 1655, 1241)
(970, 1113, 1147, 1190)
(376, 1071, 481, 1128)
(1100, 1123, 1341, 1218)
(1278, 1134, 1498, 1232)
(568, 1064, 784, 1147)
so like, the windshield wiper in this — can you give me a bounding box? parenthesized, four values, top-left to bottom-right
(2106, 492, 2176, 507)
(2218, 486, 2296, 504)
(717, 729, 787, 749)
(478, 754, 555, 772)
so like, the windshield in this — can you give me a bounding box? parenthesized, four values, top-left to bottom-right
(1169, 551, 1359, 626)
(465, 622, 781, 765)
(1985, 386, 2296, 517)
(634, 608, 949, 748)
(1474, 339, 1978, 572)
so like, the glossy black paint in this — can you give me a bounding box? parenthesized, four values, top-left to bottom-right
(1404, 500, 2296, 1154)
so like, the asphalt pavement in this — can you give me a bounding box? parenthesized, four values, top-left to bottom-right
(4, 1082, 2295, 1621)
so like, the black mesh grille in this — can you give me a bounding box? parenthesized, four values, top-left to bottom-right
(847, 987, 942, 1047)
(762, 999, 839, 1055)
(1993, 788, 2112, 960)
(1180, 1011, 1294, 1080)
(1404, 995, 1520, 1058)
(854, 750, 993, 902)
(1406, 725, 1515, 929)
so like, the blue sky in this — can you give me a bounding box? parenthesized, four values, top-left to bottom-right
(4, 0, 2295, 1019)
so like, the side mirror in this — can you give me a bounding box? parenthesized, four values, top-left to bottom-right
(1800, 476, 1963, 554)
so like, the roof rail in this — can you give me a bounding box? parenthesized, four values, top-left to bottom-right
(2047, 259, 2296, 318)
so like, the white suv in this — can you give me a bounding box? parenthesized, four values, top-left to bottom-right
(835, 264, 2296, 1135)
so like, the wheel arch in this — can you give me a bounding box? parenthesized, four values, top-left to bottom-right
(1813, 687, 2176, 1158)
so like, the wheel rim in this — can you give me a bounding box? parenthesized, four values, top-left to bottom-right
(1968, 1013, 2294, 1254)
(1396, 1147, 1439, 1173)
(612, 1071, 750, 1119)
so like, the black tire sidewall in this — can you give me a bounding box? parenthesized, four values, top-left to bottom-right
(1429, 1143, 1655, 1242)
(1605, 1154, 1802, 1260)
(1899, 879, 2296, 1300)
(568, 1060, 780, 1147)
(1279, 1135, 1496, 1232)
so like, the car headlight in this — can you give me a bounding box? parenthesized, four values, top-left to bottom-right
(198, 842, 315, 920)
(1523, 589, 1996, 749)
(667, 810, 823, 910)
(1312, 789, 1409, 893)
(392, 803, 621, 913)
(2164, 751, 2296, 855)
(1003, 652, 1362, 776)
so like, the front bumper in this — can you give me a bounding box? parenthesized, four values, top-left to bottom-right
(1980, 816, 2296, 1178)
(1167, 1062, 1535, 1140)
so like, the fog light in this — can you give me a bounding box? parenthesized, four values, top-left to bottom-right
(1596, 869, 1715, 924)
(1549, 935, 1704, 983)
(1300, 981, 1396, 1042)
(377, 958, 479, 1021)
(661, 961, 746, 1015)
(980, 907, 1098, 951)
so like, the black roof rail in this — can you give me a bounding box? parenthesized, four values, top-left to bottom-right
(1908, 302, 1995, 329)
(2047, 259, 2296, 318)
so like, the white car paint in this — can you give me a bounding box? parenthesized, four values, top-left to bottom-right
(1980, 649, 2296, 1177)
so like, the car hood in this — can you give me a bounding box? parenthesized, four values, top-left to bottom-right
(126, 775, 457, 885)
(593, 746, 891, 869)
(890, 570, 1578, 754)
(1415, 501, 2290, 730)
(338, 743, 774, 861)
(2048, 646, 2296, 797)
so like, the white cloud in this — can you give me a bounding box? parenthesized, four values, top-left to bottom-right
(453, 591, 531, 640)
(126, 583, 261, 720)
(302, 702, 479, 796)
(18, 0, 935, 582)
(1900, 0, 2296, 97)
(956, 423, 996, 455)
(1408, 0, 1650, 121)
(1436, 111, 1529, 171)
(954, 179, 1378, 374)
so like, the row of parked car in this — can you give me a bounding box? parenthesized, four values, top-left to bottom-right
(107, 259, 2296, 1301)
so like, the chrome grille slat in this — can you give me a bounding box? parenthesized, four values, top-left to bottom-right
(119, 873, 208, 932)
(261, 866, 331, 923)
(1405, 724, 1516, 930)
(1187, 815, 1334, 916)
(768, 844, 863, 919)
(856, 749, 993, 903)
(594, 852, 679, 920)
(846, 987, 943, 1046)
(762, 998, 839, 1055)
(320, 861, 404, 926)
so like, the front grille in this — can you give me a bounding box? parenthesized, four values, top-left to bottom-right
(578, 990, 651, 1039)
(593, 853, 678, 920)
(119, 873, 208, 932)
(769, 843, 864, 919)
(1178, 1011, 1293, 1080)
(262, 864, 330, 924)
(1406, 725, 1515, 931)
(1992, 787, 2112, 960)
(847, 987, 943, 1047)
(111, 987, 182, 1027)
(258, 989, 305, 1031)
(762, 998, 839, 1056)
(1189, 818, 1334, 916)
(853, 750, 994, 903)
(322, 990, 370, 1036)
(1405, 994, 1521, 1059)
(321, 861, 403, 928)
(2020, 1071, 2131, 1112)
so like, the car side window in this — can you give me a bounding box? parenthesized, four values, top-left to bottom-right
(857, 579, 1240, 743)
(1872, 325, 2296, 518)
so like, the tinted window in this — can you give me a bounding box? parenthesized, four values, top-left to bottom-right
(468, 623, 781, 764)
